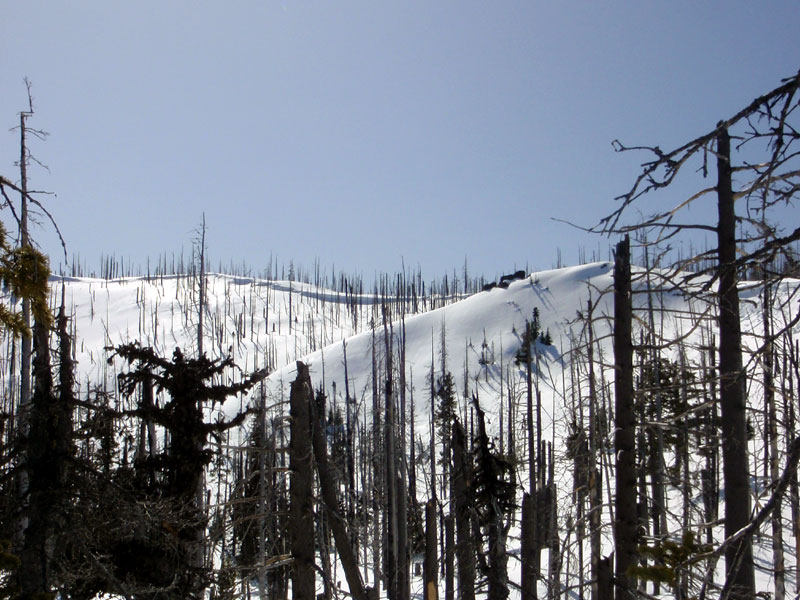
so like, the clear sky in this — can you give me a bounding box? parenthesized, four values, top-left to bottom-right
(2, 2, 798, 281)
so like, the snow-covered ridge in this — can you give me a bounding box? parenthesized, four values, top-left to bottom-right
(5, 261, 800, 597)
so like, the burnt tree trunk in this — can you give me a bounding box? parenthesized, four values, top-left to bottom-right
(521, 493, 538, 600)
(445, 515, 454, 600)
(306, 367, 369, 600)
(586, 300, 603, 600)
(453, 421, 475, 600)
(290, 362, 316, 600)
(19, 320, 55, 597)
(716, 127, 755, 599)
(613, 236, 637, 598)
(763, 283, 785, 600)
(424, 500, 438, 600)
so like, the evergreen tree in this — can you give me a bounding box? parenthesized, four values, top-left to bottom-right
(435, 371, 458, 474)
(106, 344, 267, 599)
(0, 221, 51, 337)
(470, 394, 515, 600)
(514, 309, 541, 366)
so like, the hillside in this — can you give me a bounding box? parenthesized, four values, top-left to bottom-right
(2, 260, 798, 599)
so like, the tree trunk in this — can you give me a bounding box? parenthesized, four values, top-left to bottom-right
(546, 448, 560, 600)
(716, 127, 755, 599)
(424, 500, 438, 600)
(521, 493, 538, 600)
(20, 307, 73, 598)
(643, 251, 667, 596)
(445, 515, 454, 600)
(526, 322, 535, 497)
(597, 557, 613, 600)
(18, 111, 31, 414)
(19, 320, 54, 598)
(197, 212, 206, 356)
(586, 300, 603, 600)
(398, 318, 410, 600)
(307, 369, 369, 600)
(764, 283, 785, 600)
(383, 314, 399, 600)
(452, 422, 475, 600)
(15, 109, 33, 556)
(613, 236, 637, 598)
(371, 326, 383, 595)
(289, 361, 316, 600)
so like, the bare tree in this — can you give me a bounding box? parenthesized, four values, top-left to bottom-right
(289, 362, 316, 600)
(596, 70, 800, 599)
(613, 236, 637, 599)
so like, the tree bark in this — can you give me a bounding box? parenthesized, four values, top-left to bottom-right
(586, 300, 603, 600)
(445, 514, 454, 600)
(19, 320, 54, 598)
(424, 500, 438, 600)
(307, 367, 369, 600)
(521, 493, 538, 600)
(613, 236, 637, 598)
(452, 422, 475, 600)
(290, 361, 316, 600)
(763, 283, 785, 600)
(383, 314, 399, 600)
(716, 127, 755, 599)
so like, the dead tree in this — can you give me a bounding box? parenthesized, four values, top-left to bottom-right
(613, 236, 637, 599)
(305, 371, 370, 600)
(596, 70, 800, 600)
(424, 499, 439, 600)
(289, 362, 316, 600)
(714, 127, 754, 598)
(452, 421, 474, 600)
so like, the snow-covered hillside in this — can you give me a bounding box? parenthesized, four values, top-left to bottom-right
(4, 262, 799, 599)
(23, 264, 619, 434)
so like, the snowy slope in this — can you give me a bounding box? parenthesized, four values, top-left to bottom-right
(260, 263, 615, 447)
(4, 262, 798, 598)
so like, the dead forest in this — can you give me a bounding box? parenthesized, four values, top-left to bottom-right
(0, 72, 799, 600)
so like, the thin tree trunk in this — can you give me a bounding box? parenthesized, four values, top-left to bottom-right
(383, 313, 399, 600)
(19, 110, 31, 414)
(445, 515, 454, 600)
(764, 283, 785, 600)
(547, 444, 560, 600)
(586, 300, 603, 600)
(613, 236, 637, 599)
(19, 320, 56, 597)
(452, 421, 475, 600)
(289, 362, 316, 600)
(526, 321, 535, 497)
(15, 109, 33, 555)
(307, 367, 369, 600)
(643, 248, 667, 595)
(424, 499, 438, 600)
(371, 325, 382, 595)
(398, 318, 410, 600)
(521, 493, 538, 600)
(344, 341, 355, 522)
(197, 212, 206, 356)
(783, 344, 799, 598)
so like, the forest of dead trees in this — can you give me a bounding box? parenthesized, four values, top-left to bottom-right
(0, 72, 799, 600)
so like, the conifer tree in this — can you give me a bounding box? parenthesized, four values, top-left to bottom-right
(111, 343, 267, 599)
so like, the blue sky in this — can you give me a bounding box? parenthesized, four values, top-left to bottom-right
(2, 2, 798, 280)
